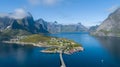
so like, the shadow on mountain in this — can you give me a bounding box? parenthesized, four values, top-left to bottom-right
(96, 37, 120, 61)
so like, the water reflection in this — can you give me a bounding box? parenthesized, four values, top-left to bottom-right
(0, 43, 34, 64)
(1, 33, 120, 67)
(96, 37, 120, 61)
(0, 43, 60, 67)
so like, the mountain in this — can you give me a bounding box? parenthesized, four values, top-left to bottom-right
(0, 16, 13, 31)
(36, 19, 88, 33)
(61, 23, 88, 32)
(0, 10, 88, 38)
(36, 19, 61, 33)
(93, 8, 120, 37)
(0, 12, 48, 34)
(89, 25, 99, 32)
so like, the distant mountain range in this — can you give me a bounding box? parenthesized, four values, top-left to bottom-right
(89, 25, 99, 32)
(0, 11, 88, 37)
(1, 8, 120, 38)
(36, 19, 88, 33)
(92, 8, 120, 37)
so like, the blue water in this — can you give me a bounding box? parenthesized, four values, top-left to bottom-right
(0, 32, 120, 67)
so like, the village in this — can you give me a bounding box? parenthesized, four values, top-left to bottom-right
(3, 35, 83, 55)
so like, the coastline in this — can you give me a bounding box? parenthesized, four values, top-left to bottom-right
(41, 46, 84, 55)
(2, 41, 84, 55)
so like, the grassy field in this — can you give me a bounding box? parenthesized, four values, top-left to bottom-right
(20, 34, 51, 43)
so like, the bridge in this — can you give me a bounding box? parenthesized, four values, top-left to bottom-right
(60, 51, 66, 67)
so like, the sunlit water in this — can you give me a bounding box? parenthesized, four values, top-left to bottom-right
(0, 32, 120, 67)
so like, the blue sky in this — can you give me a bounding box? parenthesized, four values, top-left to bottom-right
(0, 0, 120, 26)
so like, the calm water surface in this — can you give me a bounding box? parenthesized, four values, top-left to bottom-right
(0, 32, 120, 67)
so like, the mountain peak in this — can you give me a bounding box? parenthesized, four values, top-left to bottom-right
(115, 7, 120, 12)
(93, 7, 120, 37)
(10, 9, 32, 19)
(0, 8, 32, 19)
(110, 7, 120, 16)
(78, 22, 82, 25)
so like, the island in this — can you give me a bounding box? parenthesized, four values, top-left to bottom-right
(3, 34, 84, 55)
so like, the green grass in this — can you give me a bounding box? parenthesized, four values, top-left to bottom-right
(20, 34, 83, 54)
(20, 34, 82, 53)
(47, 38, 82, 48)
(0, 29, 33, 41)
(45, 47, 58, 51)
(2, 29, 31, 36)
(20, 34, 51, 43)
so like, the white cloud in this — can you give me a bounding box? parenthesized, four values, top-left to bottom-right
(0, 8, 29, 19)
(107, 5, 119, 13)
(28, 0, 62, 6)
(10, 8, 29, 19)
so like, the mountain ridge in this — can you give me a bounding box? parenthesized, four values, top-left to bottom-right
(0, 11, 88, 36)
(36, 18, 88, 33)
(93, 8, 120, 37)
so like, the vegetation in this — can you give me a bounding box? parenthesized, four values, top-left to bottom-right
(20, 34, 51, 43)
(5, 34, 83, 54)
(2, 29, 31, 36)
(44, 38, 82, 54)
(100, 29, 112, 35)
(0, 29, 31, 41)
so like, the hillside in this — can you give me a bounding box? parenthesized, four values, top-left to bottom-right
(93, 8, 120, 37)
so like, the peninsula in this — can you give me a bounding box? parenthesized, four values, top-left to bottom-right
(3, 34, 84, 55)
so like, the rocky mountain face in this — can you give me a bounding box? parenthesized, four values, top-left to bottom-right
(89, 25, 99, 32)
(93, 8, 120, 37)
(36, 19, 88, 33)
(0, 12, 48, 34)
(61, 23, 88, 33)
(36, 19, 61, 33)
(0, 16, 14, 31)
(0, 11, 88, 36)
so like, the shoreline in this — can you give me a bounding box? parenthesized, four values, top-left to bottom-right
(2, 41, 84, 55)
(2, 41, 57, 47)
(41, 47, 84, 55)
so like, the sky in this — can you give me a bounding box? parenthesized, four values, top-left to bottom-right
(0, 0, 120, 26)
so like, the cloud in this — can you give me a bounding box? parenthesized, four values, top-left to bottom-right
(0, 8, 29, 19)
(107, 5, 119, 13)
(10, 8, 29, 19)
(28, 0, 62, 6)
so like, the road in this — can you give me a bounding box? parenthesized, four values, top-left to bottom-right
(60, 51, 66, 67)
